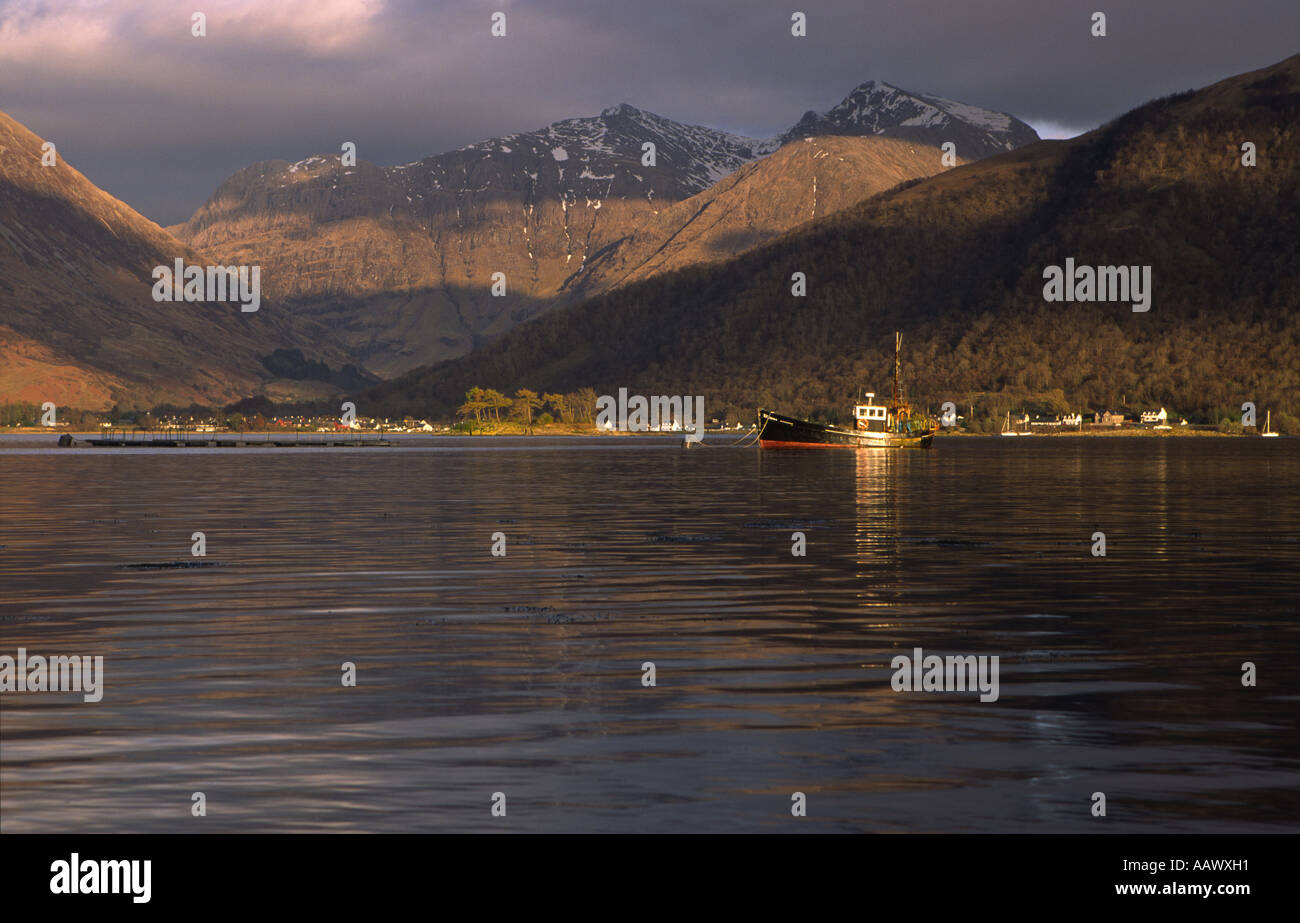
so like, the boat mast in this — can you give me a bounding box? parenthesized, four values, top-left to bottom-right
(892, 331, 901, 409)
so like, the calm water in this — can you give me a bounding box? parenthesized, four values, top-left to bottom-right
(2, 434, 1298, 833)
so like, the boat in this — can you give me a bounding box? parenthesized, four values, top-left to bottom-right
(1000, 411, 1020, 436)
(756, 332, 934, 449)
(1262, 410, 1279, 437)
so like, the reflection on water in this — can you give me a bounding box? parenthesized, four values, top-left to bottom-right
(1, 435, 1298, 832)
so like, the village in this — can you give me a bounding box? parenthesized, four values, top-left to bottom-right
(993, 406, 1186, 435)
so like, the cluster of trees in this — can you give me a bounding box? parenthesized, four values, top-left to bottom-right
(259, 349, 373, 391)
(0, 402, 102, 428)
(0, 399, 290, 432)
(456, 387, 599, 429)
(261, 348, 333, 381)
(0, 402, 43, 426)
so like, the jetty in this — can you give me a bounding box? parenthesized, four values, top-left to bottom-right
(80, 428, 392, 448)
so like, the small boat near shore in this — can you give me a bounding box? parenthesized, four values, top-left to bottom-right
(1262, 410, 1279, 437)
(757, 332, 934, 449)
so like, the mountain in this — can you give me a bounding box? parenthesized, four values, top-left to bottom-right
(166, 106, 776, 378)
(361, 54, 1300, 430)
(782, 80, 1040, 158)
(0, 111, 358, 410)
(171, 87, 1032, 377)
(563, 134, 967, 299)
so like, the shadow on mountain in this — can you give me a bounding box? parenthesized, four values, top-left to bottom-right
(360, 54, 1300, 425)
(703, 229, 771, 256)
(0, 179, 357, 408)
(279, 283, 561, 381)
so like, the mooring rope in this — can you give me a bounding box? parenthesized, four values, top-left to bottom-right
(686, 419, 766, 448)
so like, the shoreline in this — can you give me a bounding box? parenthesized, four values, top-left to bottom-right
(0, 427, 1283, 440)
(936, 428, 1271, 438)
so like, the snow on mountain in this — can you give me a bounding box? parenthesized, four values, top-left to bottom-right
(421, 102, 779, 200)
(171, 84, 1040, 377)
(192, 84, 1036, 244)
(781, 80, 1039, 158)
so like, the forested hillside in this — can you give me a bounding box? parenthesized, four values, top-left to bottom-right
(362, 55, 1299, 430)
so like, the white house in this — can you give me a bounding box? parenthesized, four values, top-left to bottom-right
(1140, 408, 1168, 424)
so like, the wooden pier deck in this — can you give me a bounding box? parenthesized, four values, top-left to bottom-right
(82, 429, 393, 448)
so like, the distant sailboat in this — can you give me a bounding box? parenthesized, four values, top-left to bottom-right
(1000, 411, 1019, 436)
(1262, 409, 1279, 437)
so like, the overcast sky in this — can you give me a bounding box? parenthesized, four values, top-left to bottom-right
(3, 0, 1296, 225)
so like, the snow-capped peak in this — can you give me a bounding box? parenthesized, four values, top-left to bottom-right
(600, 103, 643, 118)
(781, 80, 1039, 157)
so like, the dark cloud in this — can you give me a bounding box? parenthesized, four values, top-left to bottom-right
(3, 0, 1295, 225)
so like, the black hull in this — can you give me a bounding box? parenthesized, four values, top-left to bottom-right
(757, 409, 933, 449)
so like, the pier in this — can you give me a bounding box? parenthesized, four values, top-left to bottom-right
(80, 428, 393, 448)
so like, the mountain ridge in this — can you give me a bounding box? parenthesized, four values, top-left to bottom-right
(167, 82, 1030, 376)
(358, 54, 1300, 427)
(781, 79, 1040, 157)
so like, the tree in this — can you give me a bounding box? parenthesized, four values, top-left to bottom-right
(572, 388, 598, 423)
(513, 389, 542, 429)
(542, 392, 568, 423)
(458, 387, 489, 429)
(483, 388, 511, 423)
